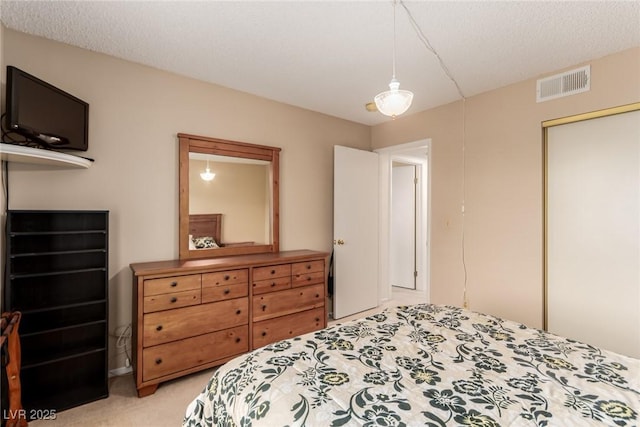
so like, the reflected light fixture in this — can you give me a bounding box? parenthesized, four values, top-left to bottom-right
(200, 159, 215, 181)
(374, 0, 413, 118)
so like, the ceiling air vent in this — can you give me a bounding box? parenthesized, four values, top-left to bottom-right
(536, 65, 590, 103)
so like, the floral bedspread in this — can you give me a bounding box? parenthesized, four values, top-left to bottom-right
(183, 304, 640, 426)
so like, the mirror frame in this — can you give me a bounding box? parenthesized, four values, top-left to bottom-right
(178, 133, 280, 259)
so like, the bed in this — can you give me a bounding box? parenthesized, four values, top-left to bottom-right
(183, 303, 639, 426)
(189, 213, 255, 249)
(189, 214, 222, 249)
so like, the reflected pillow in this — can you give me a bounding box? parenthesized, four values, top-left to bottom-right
(192, 236, 219, 249)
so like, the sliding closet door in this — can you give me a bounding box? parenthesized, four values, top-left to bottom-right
(546, 107, 640, 358)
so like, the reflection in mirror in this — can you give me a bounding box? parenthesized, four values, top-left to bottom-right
(189, 154, 271, 247)
(178, 133, 280, 260)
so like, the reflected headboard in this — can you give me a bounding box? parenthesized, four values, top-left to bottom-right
(189, 214, 222, 243)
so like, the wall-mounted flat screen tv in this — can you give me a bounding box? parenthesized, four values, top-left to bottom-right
(5, 65, 89, 151)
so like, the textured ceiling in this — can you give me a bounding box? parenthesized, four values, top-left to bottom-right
(1, 1, 639, 126)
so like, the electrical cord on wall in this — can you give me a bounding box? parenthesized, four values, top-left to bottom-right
(2, 160, 8, 211)
(115, 324, 132, 369)
(1, 114, 9, 212)
(400, 1, 469, 308)
(461, 99, 468, 309)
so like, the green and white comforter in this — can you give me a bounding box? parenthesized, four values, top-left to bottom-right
(183, 304, 639, 426)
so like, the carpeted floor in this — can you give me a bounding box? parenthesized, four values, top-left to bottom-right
(29, 368, 215, 427)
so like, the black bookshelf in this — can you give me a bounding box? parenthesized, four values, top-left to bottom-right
(4, 210, 109, 419)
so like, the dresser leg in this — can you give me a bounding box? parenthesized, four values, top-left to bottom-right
(137, 384, 159, 397)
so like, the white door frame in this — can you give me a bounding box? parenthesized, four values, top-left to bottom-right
(375, 139, 431, 302)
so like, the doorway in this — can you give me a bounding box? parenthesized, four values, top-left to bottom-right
(376, 139, 431, 302)
(390, 161, 417, 289)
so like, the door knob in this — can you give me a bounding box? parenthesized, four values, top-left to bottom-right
(334, 239, 345, 245)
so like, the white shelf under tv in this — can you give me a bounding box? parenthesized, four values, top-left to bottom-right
(0, 143, 92, 168)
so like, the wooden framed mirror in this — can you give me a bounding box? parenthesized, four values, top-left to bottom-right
(178, 133, 280, 259)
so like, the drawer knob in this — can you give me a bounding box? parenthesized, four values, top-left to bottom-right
(170, 297, 177, 303)
(156, 325, 163, 331)
(307, 277, 312, 281)
(224, 275, 230, 281)
(155, 358, 162, 365)
(271, 269, 276, 275)
(236, 309, 241, 315)
(261, 332, 266, 337)
(315, 317, 320, 322)
(224, 289, 230, 295)
(262, 305, 267, 311)
(270, 282, 276, 287)
(170, 281, 178, 287)
(235, 337, 241, 343)
(307, 265, 311, 270)
(316, 294, 320, 298)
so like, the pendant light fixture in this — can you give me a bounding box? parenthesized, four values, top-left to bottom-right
(200, 159, 215, 181)
(374, 0, 413, 118)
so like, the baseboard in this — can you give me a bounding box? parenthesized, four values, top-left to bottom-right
(109, 366, 133, 377)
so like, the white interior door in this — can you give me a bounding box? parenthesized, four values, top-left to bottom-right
(333, 145, 379, 319)
(390, 162, 416, 289)
(546, 109, 640, 358)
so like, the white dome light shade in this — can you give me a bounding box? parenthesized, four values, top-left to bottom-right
(200, 166, 215, 181)
(374, 78, 414, 118)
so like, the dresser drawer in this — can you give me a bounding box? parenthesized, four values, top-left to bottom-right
(143, 289, 201, 313)
(253, 307, 325, 348)
(292, 260, 324, 275)
(253, 264, 291, 281)
(252, 276, 291, 295)
(202, 282, 248, 303)
(143, 298, 248, 347)
(202, 269, 249, 287)
(142, 325, 248, 381)
(292, 270, 325, 288)
(144, 274, 201, 297)
(253, 284, 324, 322)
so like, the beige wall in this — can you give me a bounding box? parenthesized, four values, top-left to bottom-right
(1, 29, 370, 369)
(372, 47, 640, 329)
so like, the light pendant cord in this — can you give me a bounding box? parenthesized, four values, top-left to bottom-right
(400, 1, 469, 308)
(391, 0, 397, 80)
(400, 1, 465, 100)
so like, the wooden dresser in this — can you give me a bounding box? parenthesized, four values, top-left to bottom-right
(130, 250, 328, 397)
